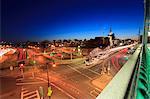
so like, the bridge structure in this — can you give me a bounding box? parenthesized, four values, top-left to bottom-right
(97, 0, 150, 99)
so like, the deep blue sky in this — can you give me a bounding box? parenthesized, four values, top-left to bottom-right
(1, 0, 144, 42)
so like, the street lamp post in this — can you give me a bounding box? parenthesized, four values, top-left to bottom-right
(70, 52, 72, 61)
(46, 63, 52, 99)
(46, 63, 50, 87)
(32, 54, 35, 78)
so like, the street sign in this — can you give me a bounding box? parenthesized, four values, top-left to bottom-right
(47, 87, 52, 97)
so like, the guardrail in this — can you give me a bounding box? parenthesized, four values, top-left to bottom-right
(96, 45, 142, 99)
(96, 44, 150, 99)
(134, 45, 150, 99)
(126, 45, 150, 99)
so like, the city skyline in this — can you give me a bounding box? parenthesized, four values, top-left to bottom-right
(1, 0, 144, 42)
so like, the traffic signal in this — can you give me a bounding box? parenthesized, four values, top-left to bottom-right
(19, 63, 24, 68)
(125, 57, 129, 60)
(18, 61, 25, 68)
(50, 53, 53, 56)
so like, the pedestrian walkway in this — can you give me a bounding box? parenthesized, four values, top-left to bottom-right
(21, 87, 40, 99)
(91, 74, 113, 90)
(16, 75, 45, 86)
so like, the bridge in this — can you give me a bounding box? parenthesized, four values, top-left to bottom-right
(97, 0, 150, 99)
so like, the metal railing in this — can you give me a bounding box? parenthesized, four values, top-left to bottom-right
(96, 45, 142, 99)
(126, 45, 150, 99)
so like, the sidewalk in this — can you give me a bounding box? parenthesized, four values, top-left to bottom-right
(91, 74, 113, 91)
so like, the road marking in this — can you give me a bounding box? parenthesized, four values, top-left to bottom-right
(21, 87, 40, 99)
(22, 90, 29, 94)
(16, 81, 45, 85)
(90, 90, 100, 97)
(66, 65, 92, 80)
(16, 77, 23, 81)
(68, 61, 101, 76)
(86, 68, 101, 76)
(36, 77, 76, 99)
(94, 87, 102, 92)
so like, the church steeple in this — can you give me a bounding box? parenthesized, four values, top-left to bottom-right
(109, 26, 112, 33)
(109, 26, 113, 36)
(108, 26, 113, 48)
(138, 27, 141, 35)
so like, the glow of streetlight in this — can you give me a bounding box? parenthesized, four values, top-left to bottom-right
(52, 64, 56, 67)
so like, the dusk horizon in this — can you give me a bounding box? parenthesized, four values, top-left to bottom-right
(1, 0, 144, 42)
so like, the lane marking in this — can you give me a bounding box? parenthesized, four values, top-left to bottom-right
(22, 90, 29, 94)
(16, 81, 45, 85)
(86, 68, 101, 76)
(21, 87, 40, 99)
(23, 91, 36, 97)
(24, 90, 40, 99)
(66, 65, 92, 80)
(36, 77, 76, 99)
(16, 78, 23, 81)
(24, 94, 37, 99)
(69, 62, 102, 76)
(67, 63, 101, 79)
(95, 87, 102, 92)
(90, 90, 100, 97)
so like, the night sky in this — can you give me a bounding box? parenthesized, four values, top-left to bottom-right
(1, 0, 144, 42)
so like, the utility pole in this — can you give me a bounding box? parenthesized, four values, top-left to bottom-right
(32, 54, 35, 78)
(46, 63, 52, 98)
(46, 63, 50, 87)
(21, 68, 24, 79)
(138, 27, 141, 43)
(70, 52, 72, 61)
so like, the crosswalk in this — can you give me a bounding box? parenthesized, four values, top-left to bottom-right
(21, 87, 40, 99)
(15, 77, 41, 99)
(16, 76, 45, 86)
(90, 88, 101, 97)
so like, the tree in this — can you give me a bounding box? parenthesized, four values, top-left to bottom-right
(84, 39, 87, 42)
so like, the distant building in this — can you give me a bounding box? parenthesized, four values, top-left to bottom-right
(84, 37, 109, 48)
(113, 39, 121, 46)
